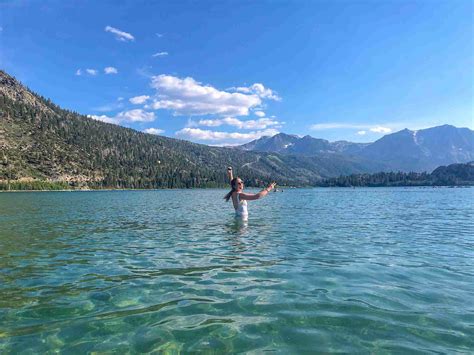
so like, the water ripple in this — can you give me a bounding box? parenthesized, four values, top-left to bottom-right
(0, 188, 473, 353)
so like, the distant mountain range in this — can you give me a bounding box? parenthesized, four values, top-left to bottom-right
(236, 126, 474, 172)
(238, 133, 368, 155)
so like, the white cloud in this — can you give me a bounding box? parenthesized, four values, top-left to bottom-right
(104, 66, 118, 74)
(88, 109, 155, 125)
(129, 95, 150, 104)
(75, 69, 82, 76)
(370, 126, 392, 133)
(88, 114, 118, 125)
(310, 123, 392, 134)
(149, 74, 262, 116)
(175, 127, 279, 144)
(233, 83, 281, 101)
(250, 83, 281, 101)
(190, 119, 221, 127)
(254, 111, 265, 117)
(116, 109, 155, 122)
(105, 25, 135, 42)
(152, 51, 168, 57)
(156, 33, 164, 38)
(357, 130, 367, 135)
(86, 68, 98, 76)
(117, 97, 124, 101)
(233, 87, 250, 93)
(193, 117, 281, 130)
(144, 128, 165, 135)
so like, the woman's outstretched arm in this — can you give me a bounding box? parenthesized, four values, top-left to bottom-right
(239, 182, 276, 201)
(227, 167, 233, 183)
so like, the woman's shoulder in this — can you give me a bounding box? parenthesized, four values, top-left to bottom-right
(232, 191, 242, 199)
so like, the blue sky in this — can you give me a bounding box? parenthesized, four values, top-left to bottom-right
(1, 0, 472, 145)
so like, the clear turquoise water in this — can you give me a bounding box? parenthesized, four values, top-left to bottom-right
(0, 188, 473, 353)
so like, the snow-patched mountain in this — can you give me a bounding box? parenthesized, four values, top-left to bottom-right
(238, 133, 300, 152)
(239, 133, 369, 155)
(236, 126, 474, 172)
(359, 125, 474, 172)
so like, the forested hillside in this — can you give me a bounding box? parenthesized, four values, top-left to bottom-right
(317, 162, 474, 187)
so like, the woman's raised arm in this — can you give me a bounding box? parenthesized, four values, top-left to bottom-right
(227, 167, 234, 183)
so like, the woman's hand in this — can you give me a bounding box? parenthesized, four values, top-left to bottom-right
(267, 182, 277, 191)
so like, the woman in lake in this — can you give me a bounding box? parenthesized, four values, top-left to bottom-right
(224, 167, 276, 218)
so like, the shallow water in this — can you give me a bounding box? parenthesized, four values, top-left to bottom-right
(0, 188, 473, 353)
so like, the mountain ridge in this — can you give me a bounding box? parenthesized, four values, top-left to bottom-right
(235, 125, 474, 172)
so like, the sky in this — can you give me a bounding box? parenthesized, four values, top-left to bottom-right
(1, 0, 472, 145)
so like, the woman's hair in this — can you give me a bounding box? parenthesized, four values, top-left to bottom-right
(224, 177, 239, 202)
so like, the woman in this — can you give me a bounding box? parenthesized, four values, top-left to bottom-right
(224, 167, 276, 218)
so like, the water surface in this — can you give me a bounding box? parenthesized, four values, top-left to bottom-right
(1, 188, 473, 353)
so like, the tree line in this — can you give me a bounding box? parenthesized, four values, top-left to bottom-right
(316, 163, 474, 187)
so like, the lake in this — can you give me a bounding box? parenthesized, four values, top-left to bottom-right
(0, 188, 473, 353)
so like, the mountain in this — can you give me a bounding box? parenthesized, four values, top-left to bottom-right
(238, 133, 368, 155)
(359, 126, 474, 172)
(0, 70, 385, 188)
(237, 126, 474, 172)
(238, 133, 300, 152)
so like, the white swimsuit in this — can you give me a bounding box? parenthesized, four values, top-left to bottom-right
(235, 193, 248, 218)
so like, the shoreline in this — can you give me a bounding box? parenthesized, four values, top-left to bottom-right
(1, 185, 471, 193)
